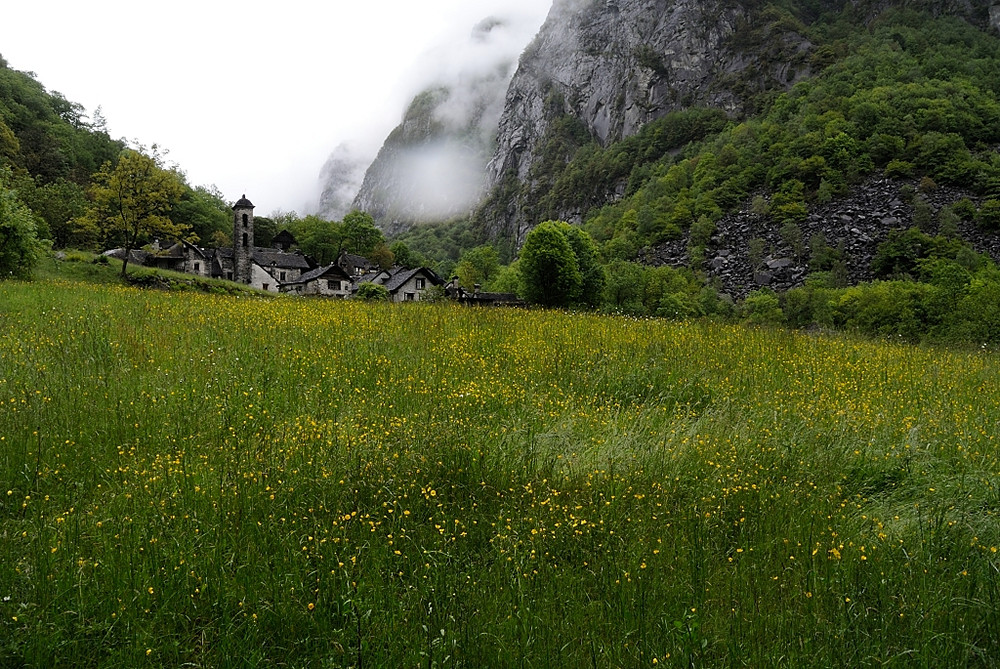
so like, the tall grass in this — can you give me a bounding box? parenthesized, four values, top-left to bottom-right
(1, 280, 998, 667)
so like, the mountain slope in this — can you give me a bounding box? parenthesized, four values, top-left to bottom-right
(476, 0, 1000, 247)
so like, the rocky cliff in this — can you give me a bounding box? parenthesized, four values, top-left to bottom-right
(481, 0, 817, 244)
(479, 0, 1000, 245)
(350, 81, 498, 237)
(334, 0, 999, 246)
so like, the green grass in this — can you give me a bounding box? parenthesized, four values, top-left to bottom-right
(1, 278, 998, 667)
(33, 250, 271, 297)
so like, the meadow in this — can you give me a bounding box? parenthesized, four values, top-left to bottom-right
(1, 279, 998, 667)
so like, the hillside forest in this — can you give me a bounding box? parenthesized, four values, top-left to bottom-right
(3, 7, 1000, 345)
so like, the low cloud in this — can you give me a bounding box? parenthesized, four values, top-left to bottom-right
(316, 2, 550, 222)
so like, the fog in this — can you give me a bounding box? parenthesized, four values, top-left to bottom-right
(0, 1, 551, 216)
(317, 3, 550, 222)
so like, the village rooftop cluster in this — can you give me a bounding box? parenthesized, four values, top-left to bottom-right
(106, 195, 521, 305)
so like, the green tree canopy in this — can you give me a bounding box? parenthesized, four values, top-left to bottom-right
(76, 146, 187, 276)
(563, 225, 607, 307)
(518, 220, 583, 308)
(170, 184, 230, 244)
(0, 166, 42, 279)
(295, 215, 342, 266)
(340, 211, 384, 258)
(456, 244, 500, 289)
(389, 240, 416, 268)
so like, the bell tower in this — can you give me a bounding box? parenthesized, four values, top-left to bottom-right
(232, 194, 254, 284)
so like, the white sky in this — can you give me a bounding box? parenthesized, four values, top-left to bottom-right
(0, 1, 549, 215)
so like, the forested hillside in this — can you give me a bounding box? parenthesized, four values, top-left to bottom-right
(577, 12, 1000, 256)
(0, 54, 123, 249)
(0, 55, 235, 269)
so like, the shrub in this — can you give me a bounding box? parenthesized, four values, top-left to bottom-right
(355, 283, 390, 301)
(912, 196, 935, 233)
(689, 215, 716, 248)
(975, 199, 1000, 230)
(0, 177, 41, 280)
(780, 221, 805, 259)
(871, 228, 933, 279)
(885, 160, 915, 179)
(809, 233, 842, 272)
(782, 284, 835, 329)
(831, 281, 942, 341)
(63, 250, 92, 263)
(748, 238, 767, 269)
(741, 288, 784, 325)
(657, 291, 703, 320)
(938, 205, 960, 238)
(952, 198, 977, 222)
(751, 195, 770, 216)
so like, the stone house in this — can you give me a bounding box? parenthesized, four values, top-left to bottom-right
(282, 263, 355, 298)
(444, 277, 525, 307)
(141, 195, 316, 292)
(139, 196, 456, 302)
(355, 266, 444, 302)
(336, 252, 374, 278)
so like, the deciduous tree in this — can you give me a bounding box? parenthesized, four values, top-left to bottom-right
(340, 211, 384, 258)
(456, 244, 500, 289)
(77, 147, 186, 276)
(519, 220, 582, 308)
(0, 167, 42, 279)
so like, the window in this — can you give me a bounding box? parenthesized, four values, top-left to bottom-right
(193, 262, 200, 272)
(405, 292, 415, 301)
(242, 233, 248, 247)
(226, 272, 233, 281)
(279, 271, 286, 281)
(415, 278, 425, 290)
(327, 280, 340, 291)
(262, 283, 269, 291)
(242, 213, 248, 227)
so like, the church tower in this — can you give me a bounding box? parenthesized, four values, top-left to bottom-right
(232, 195, 254, 284)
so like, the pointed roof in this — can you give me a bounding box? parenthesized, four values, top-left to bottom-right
(292, 263, 354, 285)
(272, 229, 297, 247)
(383, 267, 443, 293)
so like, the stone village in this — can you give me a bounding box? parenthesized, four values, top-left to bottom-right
(115, 195, 521, 306)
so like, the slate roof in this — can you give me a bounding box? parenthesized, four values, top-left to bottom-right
(382, 267, 443, 293)
(214, 246, 313, 270)
(337, 252, 374, 276)
(153, 242, 185, 260)
(272, 230, 297, 247)
(211, 254, 225, 277)
(290, 263, 353, 285)
(182, 241, 208, 259)
(253, 248, 313, 270)
(104, 248, 151, 265)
